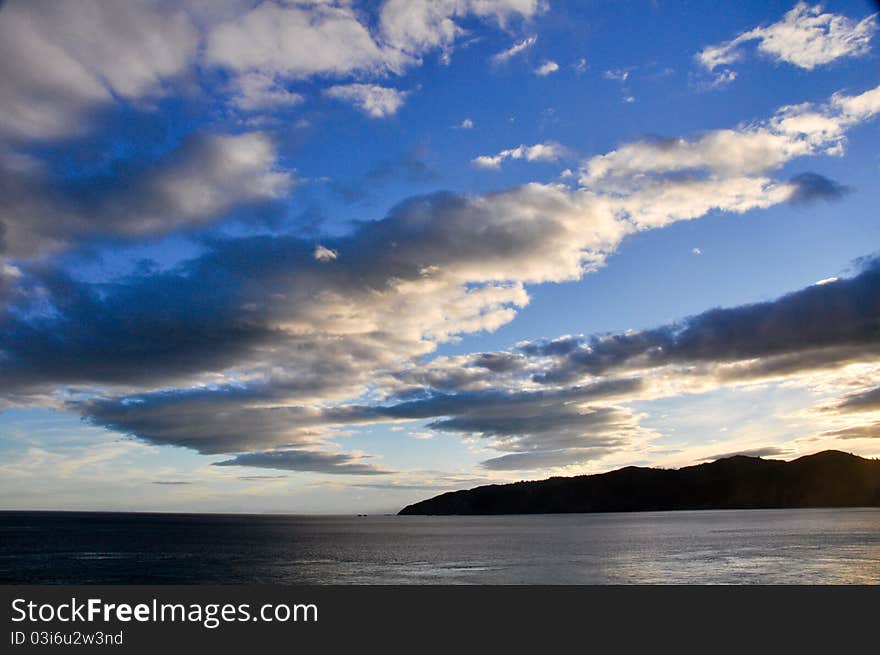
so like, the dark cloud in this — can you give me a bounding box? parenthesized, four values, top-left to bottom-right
(536, 258, 880, 383)
(73, 376, 643, 467)
(0, 262, 281, 391)
(330, 144, 439, 204)
(373, 381, 648, 469)
(78, 385, 328, 454)
(428, 404, 635, 445)
(213, 449, 393, 475)
(822, 423, 880, 440)
(519, 335, 582, 357)
(787, 172, 851, 205)
(470, 352, 525, 373)
(152, 480, 192, 485)
(378, 379, 643, 422)
(700, 446, 789, 461)
(0, 182, 600, 398)
(827, 386, 880, 413)
(0, 132, 290, 257)
(237, 475, 288, 481)
(391, 352, 526, 392)
(345, 478, 492, 491)
(481, 447, 618, 471)
(18, 224, 880, 471)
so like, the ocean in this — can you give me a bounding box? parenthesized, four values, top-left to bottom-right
(1, 508, 878, 584)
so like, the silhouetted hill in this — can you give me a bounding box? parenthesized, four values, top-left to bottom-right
(398, 450, 880, 515)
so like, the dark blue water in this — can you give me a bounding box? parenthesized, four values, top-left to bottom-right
(2, 509, 879, 584)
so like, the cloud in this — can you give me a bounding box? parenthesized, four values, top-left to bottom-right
(815, 276, 839, 286)
(357, 257, 880, 469)
(492, 35, 538, 62)
(204, 0, 542, 111)
(826, 386, 880, 413)
(205, 2, 395, 80)
(787, 172, 851, 204)
(534, 60, 559, 76)
(324, 84, 408, 118)
(577, 83, 880, 230)
(58, 216, 880, 464)
(3, 179, 619, 401)
(5, 82, 880, 472)
(227, 72, 305, 112)
(214, 449, 393, 475)
(697, 2, 877, 72)
(0, 261, 23, 305)
(703, 69, 737, 91)
(0, 0, 199, 140)
(376, 380, 652, 470)
(472, 142, 568, 169)
(44, 252, 880, 471)
(821, 423, 880, 439)
(533, 256, 880, 385)
(152, 481, 192, 486)
(0, 0, 546, 131)
(314, 245, 338, 262)
(604, 69, 630, 81)
(0, 132, 292, 257)
(480, 447, 619, 470)
(391, 352, 528, 393)
(457, 118, 475, 129)
(700, 446, 789, 461)
(330, 144, 439, 204)
(237, 475, 288, 481)
(77, 385, 383, 455)
(381, 1, 543, 58)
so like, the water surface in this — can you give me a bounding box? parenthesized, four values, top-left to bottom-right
(1, 508, 878, 584)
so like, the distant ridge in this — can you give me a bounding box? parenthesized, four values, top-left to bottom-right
(398, 450, 880, 515)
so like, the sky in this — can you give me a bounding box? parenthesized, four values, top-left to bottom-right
(1, 0, 880, 514)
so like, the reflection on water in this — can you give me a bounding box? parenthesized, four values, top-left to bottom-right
(1, 508, 878, 584)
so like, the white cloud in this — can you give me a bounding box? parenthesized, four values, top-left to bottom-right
(135, 132, 293, 229)
(324, 84, 408, 118)
(604, 68, 630, 81)
(580, 84, 880, 190)
(692, 247, 702, 255)
(697, 2, 878, 72)
(534, 60, 559, 76)
(832, 84, 880, 121)
(381, 1, 543, 56)
(0, 0, 199, 140)
(0, 0, 548, 134)
(492, 35, 538, 62)
(228, 72, 305, 112)
(608, 176, 795, 230)
(472, 142, 568, 169)
(815, 276, 838, 286)
(314, 245, 338, 262)
(206, 2, 394, 79)
(705, 69, 738, 90)
(205, 0, 544, 84)
(458, 118, 475, 129)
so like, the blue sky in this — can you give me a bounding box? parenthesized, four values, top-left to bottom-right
(1, 0, 880, 513)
